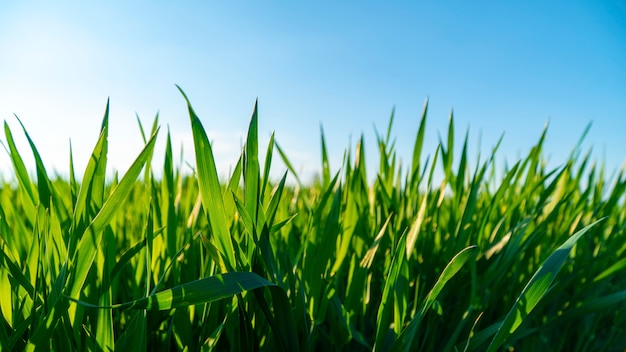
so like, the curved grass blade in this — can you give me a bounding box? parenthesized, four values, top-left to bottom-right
(260, 132, 275, 203)
(3, 121, 37, 207)
(389, 245, 478, 352)
(71, 101, 109, 236)
(15, 116, 53, 209)
(177, 85, 236, 271)
(593, 257, 626, 282)
(320, 124, 331, 187)
(69, 129, 158, 299)
(67, 272, 299, 351)
(244, 99, 260, 225)
(410, 98, 428, 183)
(486, 218, 605, 352)
(265, 171, 288, 227)
(344, 215, 391, 317)
(274, 141, 302, 186)
(373, 232, 407, 352)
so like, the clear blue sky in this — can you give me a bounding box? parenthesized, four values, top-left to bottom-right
(1, 1, 625, 183)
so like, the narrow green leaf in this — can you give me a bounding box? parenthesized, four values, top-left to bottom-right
(244, 99, 261, 225)
(114, 311, 147, 351)
(260, 132, 275, 203)
(274, 141, 302, 186)
(411, 98, 428, 182)
(71, 102, 109, 237)
(3, 121, 37, 206)
(374, 232, 407, 352)
(406, 192, 427, 258)
(177, 85, 236, 271)
(69, 129, 158, 299)
(15, 116, 53, 209)
(265, 171, 287, 227)
(389, 246, 478, 352)
(487, 219, 605, 352)
(320, 124, 330, 187)
(67, 271, 293, 346)
(593, 257, 626, 282)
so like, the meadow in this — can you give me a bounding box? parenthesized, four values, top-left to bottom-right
(0, 88, 624, 351)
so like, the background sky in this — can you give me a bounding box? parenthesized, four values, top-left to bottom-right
(1, 1, 625, 184)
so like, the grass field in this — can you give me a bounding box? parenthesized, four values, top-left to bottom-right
(0, 88, 625, 351)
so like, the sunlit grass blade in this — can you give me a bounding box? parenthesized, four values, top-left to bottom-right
(95, 230, 114, 352)
(440, 110, 454, 181)
(320, 124, 331, 187)
(3, 121, 37, 208)
(260, 132, 275, 203)
(410, 98, 428, 184)
(15, 116, 53, 209)
(0, 88, 622, 351)
(244, 100, 261, 225)
(405, 190, 427, 258)
(136, 112, 159, 182)
(177, 85, 236, 271)
(0, 305, 8, 350)
(71, 101, 109, 237)
(68, 141, 78, 207)
(162, 129, 179, 260)
(593, 257, 626, 282)
(69, 129, 158, 299)
(344, 215, 391, 318)
(224, 151, 243, 218)
(274, 141, 302, 186)
(264, 171, 287, 227)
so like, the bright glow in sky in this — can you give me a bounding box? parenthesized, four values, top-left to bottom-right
(1, 2, 625, 183)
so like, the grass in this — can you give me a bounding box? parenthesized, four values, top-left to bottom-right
(0, 89, 625, 351)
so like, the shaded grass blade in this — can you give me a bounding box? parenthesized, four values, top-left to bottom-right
(487, 218, 605, 352)
(373, 232, 407, 352)
(69, 272, 299, 351)
(389, 246, 478, 352)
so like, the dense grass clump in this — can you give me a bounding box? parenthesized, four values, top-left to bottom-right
(0, 89, 625, 351)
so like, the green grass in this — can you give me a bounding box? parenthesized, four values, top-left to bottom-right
(0, 90, 625, 351)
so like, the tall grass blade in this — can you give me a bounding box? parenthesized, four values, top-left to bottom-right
(320, 124, 331, 188)
(71, 101, 109, 237)
(3, 122, 37, 207)
(177, 85, 236, 271)
(275, 141, 302, 186)
(411, 98, 428, 180)
(260, 132, 275, 202)
(244, 100, 260, 219)
(15, 116, 53, 209)
(69, 129, 158, 299)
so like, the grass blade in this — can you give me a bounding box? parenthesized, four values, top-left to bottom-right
(389, 246, 478, 352)
(177, 85, 236, 271)
(487, 219, 605, 352)
(69, 129, 158, 299)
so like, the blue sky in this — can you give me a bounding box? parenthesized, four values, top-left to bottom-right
(1, 1, 625, 183)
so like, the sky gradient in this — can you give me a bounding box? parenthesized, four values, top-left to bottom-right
(1, 1, 625, 183)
